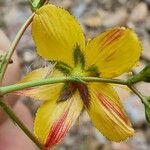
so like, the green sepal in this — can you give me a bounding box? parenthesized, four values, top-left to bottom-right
(73, 45, 85, 69)
(29, 0, 47, 11)
(55, 61, 72, 75)
(86, 65, 100, 77)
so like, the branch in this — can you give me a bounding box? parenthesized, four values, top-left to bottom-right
(0, 13, 35, 82)
(0, 98, 45, 150)
(0, 76, 127, 95)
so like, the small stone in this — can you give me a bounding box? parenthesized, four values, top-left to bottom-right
(23, 50, 36, 63)
(84, 0, 92, 4)
(111, 142, 133, 150)
(83, 15, 102, 28)
(129, 2, 148, 22)
(132, 61, 145, 74)
(113, 84, 131, 101)
(102, 8, 128, 27)
(137, 82, 150, 97)
(145, 16, 150, 31)
(4, 5, 31, 48)
(64, 136, 75, 146)
(60, 0, 73, 9)
(94, 128, 107, 145)
(128, 131, 149, 150)
(72, 3, 87, 19)
(144, 0, 150, 9)
(124, 95, 146, 127)
(142, 39, 150, 60)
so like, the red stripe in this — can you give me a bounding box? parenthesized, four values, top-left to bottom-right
(14, 88, 32, 95)
(44, 106, 71, 148)
(97, 93, 128, 124)
(101, 28, 125, 49)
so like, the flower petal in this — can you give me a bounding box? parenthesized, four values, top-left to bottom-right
(32, 4, 85, 66)
(85, 27, 141, 77)
(34, 92, 83, 148)
(86, 83, 134, 141)
(16, 67, 63, 101)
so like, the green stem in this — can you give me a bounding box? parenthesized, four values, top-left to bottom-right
(0, 98, 45, 150)
(0, 76, 127, 95)
(0, 13, 35, 82)
(127, 74, 142, 85)
(83, 77, 127, 85)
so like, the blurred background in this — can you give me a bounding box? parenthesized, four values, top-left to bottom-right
(1, 0, 150, 149)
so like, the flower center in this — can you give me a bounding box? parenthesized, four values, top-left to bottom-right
(56, 45, 99, 107)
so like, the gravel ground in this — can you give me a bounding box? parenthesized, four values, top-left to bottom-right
(1, 0, 150, 149)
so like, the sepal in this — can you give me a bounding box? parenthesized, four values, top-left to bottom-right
(29, 0, 47, 11)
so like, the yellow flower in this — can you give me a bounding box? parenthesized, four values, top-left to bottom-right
(18, 4, 141, 149)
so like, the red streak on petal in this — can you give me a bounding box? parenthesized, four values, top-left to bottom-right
(97, 93, 129, 124)
(14, 89, 32, 95)
(44, 107, 71, 148)
(101, 28, 125, 49)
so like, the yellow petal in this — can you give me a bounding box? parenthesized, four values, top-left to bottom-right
(34, 92, 83, 148)
(16, 67, 63, 101)
(85, 27, 141, 77)
(32, 4, 85, 66)
(86, 83, 134, 141)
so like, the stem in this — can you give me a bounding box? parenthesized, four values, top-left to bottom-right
(127, 74, 142, 85)
(83, 77, 127, 85)
(0, 13, 35, 82)
(0, 98, 45, 150)
(0, 76, 127, 95)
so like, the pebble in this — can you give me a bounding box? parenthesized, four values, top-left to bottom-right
(83, 15, 102, 28)
(129, 2, 148, 22)
(128, 131, 149, 150)
(61, 0, 73, 8)
(142, 39, 150, 61)
(102, 8, 128, 27)
(22, 50, 36, 63)
(72, 2, 87, 19)
(4, 6, 30, 37)
(144, 16, 150, 31)
(124, 95, 146, 127)
(137, 82, 150, 97)
(111, 142, 133, 150)
(144, 0, 150, 9)
(53, 0, 73, 9)
(94, 129, 107, 145)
